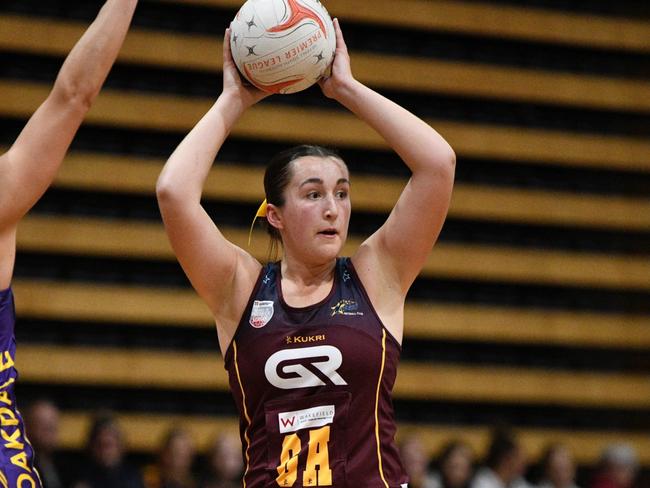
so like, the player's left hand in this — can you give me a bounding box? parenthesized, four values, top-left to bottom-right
(319, 19, 356, 100)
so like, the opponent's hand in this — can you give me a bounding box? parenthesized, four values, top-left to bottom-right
(319, 19, 357, 100)
(222, 28, 270, 108)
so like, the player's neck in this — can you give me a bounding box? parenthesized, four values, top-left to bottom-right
(280, 257, 336, 308)
(280, 255, 336, 289)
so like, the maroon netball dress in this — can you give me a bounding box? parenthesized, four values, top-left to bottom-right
(0, 287, 42, 488)
(224, 258, 408, 488)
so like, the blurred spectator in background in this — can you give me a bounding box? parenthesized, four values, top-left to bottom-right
(590, 444, 638, 488)
(471, 429, 530, 488)
(198, 432, 243, 488)
(537, 444, 579, 488)
(430, 440, 475, 488)
(399, 433, 438, 488)
(24, 399, 65, 488)
(144, 427, 196, 488)
(73, 412, 144, 488)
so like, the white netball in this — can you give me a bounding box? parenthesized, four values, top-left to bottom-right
(229, 0, 336, 94)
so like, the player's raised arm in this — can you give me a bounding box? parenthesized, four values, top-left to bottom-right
(156, 29, 267, 330)
(321, 19, 456, 296)
(0, 0, 139, 226)
(0, 0, 138, 290)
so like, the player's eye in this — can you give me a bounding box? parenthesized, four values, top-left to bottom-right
(307, 191, 321, 200)
(336, 190, 348, 199)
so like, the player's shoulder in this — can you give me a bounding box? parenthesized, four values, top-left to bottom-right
(350, 238, 399, 289)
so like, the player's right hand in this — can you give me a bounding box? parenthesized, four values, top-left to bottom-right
(222, 27, 270, 108)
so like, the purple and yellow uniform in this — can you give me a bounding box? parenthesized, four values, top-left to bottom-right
(224, 258, 408, 488)
(0, 288, 42, 488)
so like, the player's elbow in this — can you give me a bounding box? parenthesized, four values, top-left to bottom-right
(428, 145, 456, 181)
(155, 173, 189, 211)
(155, 176, 177, 205)
(52, 77, 99, 112)
(438, 144, 456, 180)
(442, 145, 456, 170)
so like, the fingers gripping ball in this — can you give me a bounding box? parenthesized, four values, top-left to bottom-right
(230, 0, 336, 94)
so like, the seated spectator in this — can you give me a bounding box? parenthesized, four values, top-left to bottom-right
(537, 444, 579, 488)
(73, 412, 144, 488)
(590, 444, 638, 488)
(143, 428, 196, 488)
(430, 440, 475, 488)
(24, 399, 65, 488)
(198, 432, 243, 488)
(399, 433, 438, 488)
(471, 429, 530, 488)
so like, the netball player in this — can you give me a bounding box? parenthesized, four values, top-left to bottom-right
(0, 1, 138, 485)
(157, 20, 455, 487)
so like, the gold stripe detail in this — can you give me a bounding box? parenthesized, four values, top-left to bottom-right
(374, 329, 390, 488)
(233, 341, 252, 488)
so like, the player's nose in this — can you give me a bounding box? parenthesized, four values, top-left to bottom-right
(323, 195, 338, 220)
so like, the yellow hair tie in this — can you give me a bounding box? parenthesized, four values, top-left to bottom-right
(248, 199, 268, 247)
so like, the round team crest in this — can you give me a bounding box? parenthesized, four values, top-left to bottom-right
(249, 300, 275, 328)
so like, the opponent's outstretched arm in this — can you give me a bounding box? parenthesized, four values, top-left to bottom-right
(157, 29, 267, 326)
(0, 0, 139, 227)
(322, 19, 456, 296)
(0, 0, 138, 289)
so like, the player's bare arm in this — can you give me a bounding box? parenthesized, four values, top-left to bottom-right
(0, 0, 139, 227)
(0, 0, 139, 290)
(321, 19, 456, 343)
(156, 29, 269, 352)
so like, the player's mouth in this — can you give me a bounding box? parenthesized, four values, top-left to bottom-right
(317, 228, 338, 238)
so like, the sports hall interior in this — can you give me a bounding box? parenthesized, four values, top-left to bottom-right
(1, 0, 649, 484)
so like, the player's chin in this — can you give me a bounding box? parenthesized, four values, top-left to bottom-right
(312, 236, 343, 258)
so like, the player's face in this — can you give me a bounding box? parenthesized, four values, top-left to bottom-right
(277, 156, 351, 263)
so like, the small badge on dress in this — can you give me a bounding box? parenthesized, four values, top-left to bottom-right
(249, 300, 274, 328)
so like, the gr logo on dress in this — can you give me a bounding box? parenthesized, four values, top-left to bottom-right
(264, 345, 348, 389)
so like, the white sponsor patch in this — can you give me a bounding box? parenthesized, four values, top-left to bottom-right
(249, 300, 274, 328)
(278, 405, 335, 434)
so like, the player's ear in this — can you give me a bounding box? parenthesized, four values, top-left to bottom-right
(265, 204, 284, 230)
